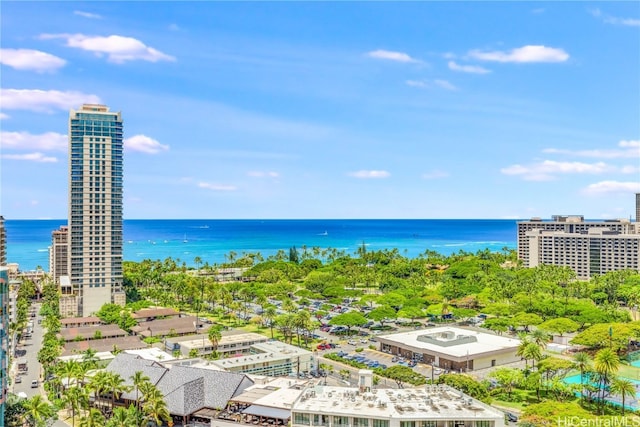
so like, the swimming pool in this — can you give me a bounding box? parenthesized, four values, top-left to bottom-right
(563, 374, 640, 410)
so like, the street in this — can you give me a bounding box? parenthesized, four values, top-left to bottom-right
(11, 302, 69, 427)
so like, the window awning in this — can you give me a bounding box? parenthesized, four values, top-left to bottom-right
(242, 405, 291, 420)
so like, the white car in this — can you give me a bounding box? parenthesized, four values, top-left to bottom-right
(347, 340, 357, 345)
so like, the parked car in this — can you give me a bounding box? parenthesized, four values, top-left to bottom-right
(31, 380, 38, 388)
(14, 376, 22, 383)
(347, 340, 357, 345)
(317, 343, 331, 350)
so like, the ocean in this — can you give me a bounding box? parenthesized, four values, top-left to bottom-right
(4, 219, 519, 271)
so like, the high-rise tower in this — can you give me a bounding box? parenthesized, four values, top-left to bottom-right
(636, 192, 640, 223)
(68, 104, 125, 316)
(0, 215, 6, 266)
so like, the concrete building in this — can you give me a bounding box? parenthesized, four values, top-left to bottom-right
(1, 267, 9, 427)
(49, 225, 68, 284)
(376, 327, 520, 371)
(0, 215, 6, 266)
(517, 214, 640, 280)
(67, 104, 125, 316)
(636, 193, 640, 223)
(291, 377, 505, 427)
(207, 340, 313, 377)
(167, 332, 270, 358)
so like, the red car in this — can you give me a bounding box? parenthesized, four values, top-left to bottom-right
(317, 343, 330, 350)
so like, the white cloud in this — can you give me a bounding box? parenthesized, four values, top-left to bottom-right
(198, 182, 237, 191)
(74, 10, 102, 19)
(448, 61, 491, 74)
(168, 24, 180, 31)
(0, 48, 66, 72)
(247, 171, 280, 178)
(1, 152, 58, 163)
(590, 8, 640, 26)
(0, 88, 101, 113)
(0, 113, 9, 120)
(406, 80, 428, 88)
(0, 131, 67, 151)
(469, 45, 569, 63)
(367, 49, 418, 63)
(124, 134, 169, 154)
(582, 181, 640, 195)
(406, 79, 457, 90)
(531, 8, 545, 14)
(434, 79, 458, 91)
(39, 33, 175, 63)
(542, 140, 640, 159)
(421, 170, 450, 180)
(501, 160, 612, 181)
(348, 170, 390, 179)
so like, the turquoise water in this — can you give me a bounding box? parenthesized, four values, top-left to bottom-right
(564, 374, 640, 410)
(5, 219, 518, 270)
(631, 360, 640, 368)
(564, 374, 640, 386)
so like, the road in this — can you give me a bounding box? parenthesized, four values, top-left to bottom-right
(11, 302, 70, 427)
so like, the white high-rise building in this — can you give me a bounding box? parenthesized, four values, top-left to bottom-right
(68, 104, 125, 316)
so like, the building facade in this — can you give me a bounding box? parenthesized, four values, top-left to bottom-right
(1, 267, 9, 427)
(518, 216, 640, 280)
(68, 104, 125, 316)
(49, 225, 69, 284)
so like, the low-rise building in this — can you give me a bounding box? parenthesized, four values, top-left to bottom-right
(292, 374, 504, 427)
(167, 332, 269, 358)
(376, 327, 520, 371)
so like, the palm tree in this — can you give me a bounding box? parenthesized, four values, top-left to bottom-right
(78, 408, 106, 427)
(58, 359, 81, 389)
(63, 386, 89, 427)
(609, 377, 636, 416)
(594, 348, 621, 414)
(142, 392, 171, 427)
(572, 352, 592, 400)
(130, 371, 151, 411)
(88, 370, 110, 413)
(106, 405, 143, 427)
(522, 342, 543, 370)
(530, 329, 549, 349)
(208, 325, 222, 356)
(23, 395, 54, 427)
(81, 348, 100, 370)
(263, 306, 277, 338)
(105, 371, 132, 412)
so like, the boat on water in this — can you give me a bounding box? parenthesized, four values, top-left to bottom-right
(183, 233, 188, 243)
(319, 231, 328, 236)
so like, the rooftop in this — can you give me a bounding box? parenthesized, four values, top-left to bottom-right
(377, 327, 520, 358)
(292, 385, 503, 421)
(208, 341, 312, 369)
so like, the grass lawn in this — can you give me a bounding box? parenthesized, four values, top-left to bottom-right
(617, 363, 640, 381)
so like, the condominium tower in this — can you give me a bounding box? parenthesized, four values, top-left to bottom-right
(0, 215, 6, 266)
(0, 267, 9, 427)
(68, 104, 125, 316)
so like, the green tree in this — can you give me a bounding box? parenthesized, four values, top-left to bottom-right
(489, 368, 522, 399)
(537, 317, 579, 336)
(593, 348, 621, 414)
(367, 306, 396, 326)
(130, 371, 151, 412)
(23, 395, 55, 427)
(328, 312, 368, 335)
(208, 325, 223, 354)
(384, 365, 423, 389)
(437, 374, 490, 402)
(78, 408, 105, 427)
(609, 377, 636, 416)
(572, 352, 592, 400)
(63, 386, 88, 427)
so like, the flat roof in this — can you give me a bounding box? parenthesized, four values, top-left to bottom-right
(377, 326, 520, 358)
(292, 385, 503, 420)
(176, 332, 269, 349)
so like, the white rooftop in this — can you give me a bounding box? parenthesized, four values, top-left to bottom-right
(292, 385, 504, 421)
(209, 341, 311, 368)
(377, 326, 520, 358)
(125, 347, 176, 362)
(176, 332, 269, 349)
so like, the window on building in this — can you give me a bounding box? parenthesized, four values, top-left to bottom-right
(400, 422, 415, 427)
(334, 416, 349, 427)
(372, 420, 389, 427)
(353, 418, 369, 427)
(475, 422, 493, 427)
(313, 414, 329, 427)
(293, 413, 310, 426)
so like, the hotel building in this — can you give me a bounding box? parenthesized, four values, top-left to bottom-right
(67, 104, 125, 316)
(1, 267, 9, 427)
(49, 225, 69, 284)
(517, 195, 640, 280)
(291, 373, 505, 427)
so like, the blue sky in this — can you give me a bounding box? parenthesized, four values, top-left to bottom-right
(1, 2, 639, 220)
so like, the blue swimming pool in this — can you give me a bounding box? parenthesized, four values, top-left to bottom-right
(563, 374, 640, 410)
